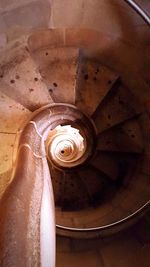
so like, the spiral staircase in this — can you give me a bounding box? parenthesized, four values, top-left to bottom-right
(0, 1, 150, 266)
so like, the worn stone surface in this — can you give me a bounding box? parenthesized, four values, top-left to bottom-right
(97, 117, 144, 153)
(2, 0, 51, 28)
(0, 16, 7, 34)
(100, 232, 144, 267)
(0, 169, 12, 199)
(0, 0, 32, 9)
(31, 47, 79, 104)
(75, 58, 119, 116)
(56, 250, 103, 267)
(56, 221, 150, 266)
(0, 1, 149, 266)
(50, 0, 149, 46)
(141, 142, 150, 176)
(28, 28, 65, 52)
(50, 0, 84, 28)
(0, 134, 16, 174)
(0, 0, 51, 42)
(0, 92, 30, 133)
(0, 33, 7, 48)
(90, 151, 119, 181)
(0, 48, 53, 111)
(139, 112, 150, 142)
(93, 84, 143, 134)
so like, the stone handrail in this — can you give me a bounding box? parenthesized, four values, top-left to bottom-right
(0, 105, 57, 267)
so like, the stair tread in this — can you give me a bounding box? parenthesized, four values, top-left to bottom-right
(75, 58, 119, 116)
(90, 151, 119, 181)
(111, 153, 138, 187)
(61, 171, 90, 211)
(31, 47, 79, 104)
(0, 47, 53, 111)
(49, 166, 65, 206)
(92, 84, 143, 133)
(77, 167, 109, 206)
(97, 118, 144, 153)
(0, 91, 31, 133)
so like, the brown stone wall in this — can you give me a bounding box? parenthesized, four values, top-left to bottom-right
(0, 0, 149, 46)
(50, 0, 149, 43)
(0, 1, 149, 266)
(0, 0, 51, 46)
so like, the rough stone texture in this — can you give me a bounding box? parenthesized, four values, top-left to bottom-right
(0, 0, 32, 9)
(50, 0, 84, 28)
(0, 0, 51, 41)
(50, 0, 150, 46)
(0, 92, 30, 133)
(141, 142, 150, 176)
(75, 59, 119, 116)
(63, 27, 150, 105)
(0, 0, 149, 48)
(0, 134, 16, 174)
(0, 104, 56, 267)
(99, 232, 146, 267)
(57, 250, 103, 267)
(0, 90, 30, 176)
(0, 46, 53, 111)
(28, 28, 65, 52)
(0, 33, 7, 48)
(139, 112, 150, 142)
(0, 169, 12, 199)
(0, 17, 7, 34)
(31, 47, 79, 104)
(134, 215, 150, 244)
(0, 0, 149, 266)
(0, 149, 42, 267)
(56, 219, 150, 267)
(97, 117, 144, 153)
(3, 1, 50, 28)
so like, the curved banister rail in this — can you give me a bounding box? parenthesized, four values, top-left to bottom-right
(124, 0, 150, 26)
(0, 1, 149, 263)
(0, 102, 91, 266)
(0, 105, 57, 267)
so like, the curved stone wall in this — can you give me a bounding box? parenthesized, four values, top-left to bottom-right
(0, 1, 149, 267)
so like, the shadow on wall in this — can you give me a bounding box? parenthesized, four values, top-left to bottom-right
(0, 0, 51, 44)
(49, 0, 150, 93)
(50, 0, 149, 44)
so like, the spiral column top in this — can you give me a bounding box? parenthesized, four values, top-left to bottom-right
(46, 125, 86, 168)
